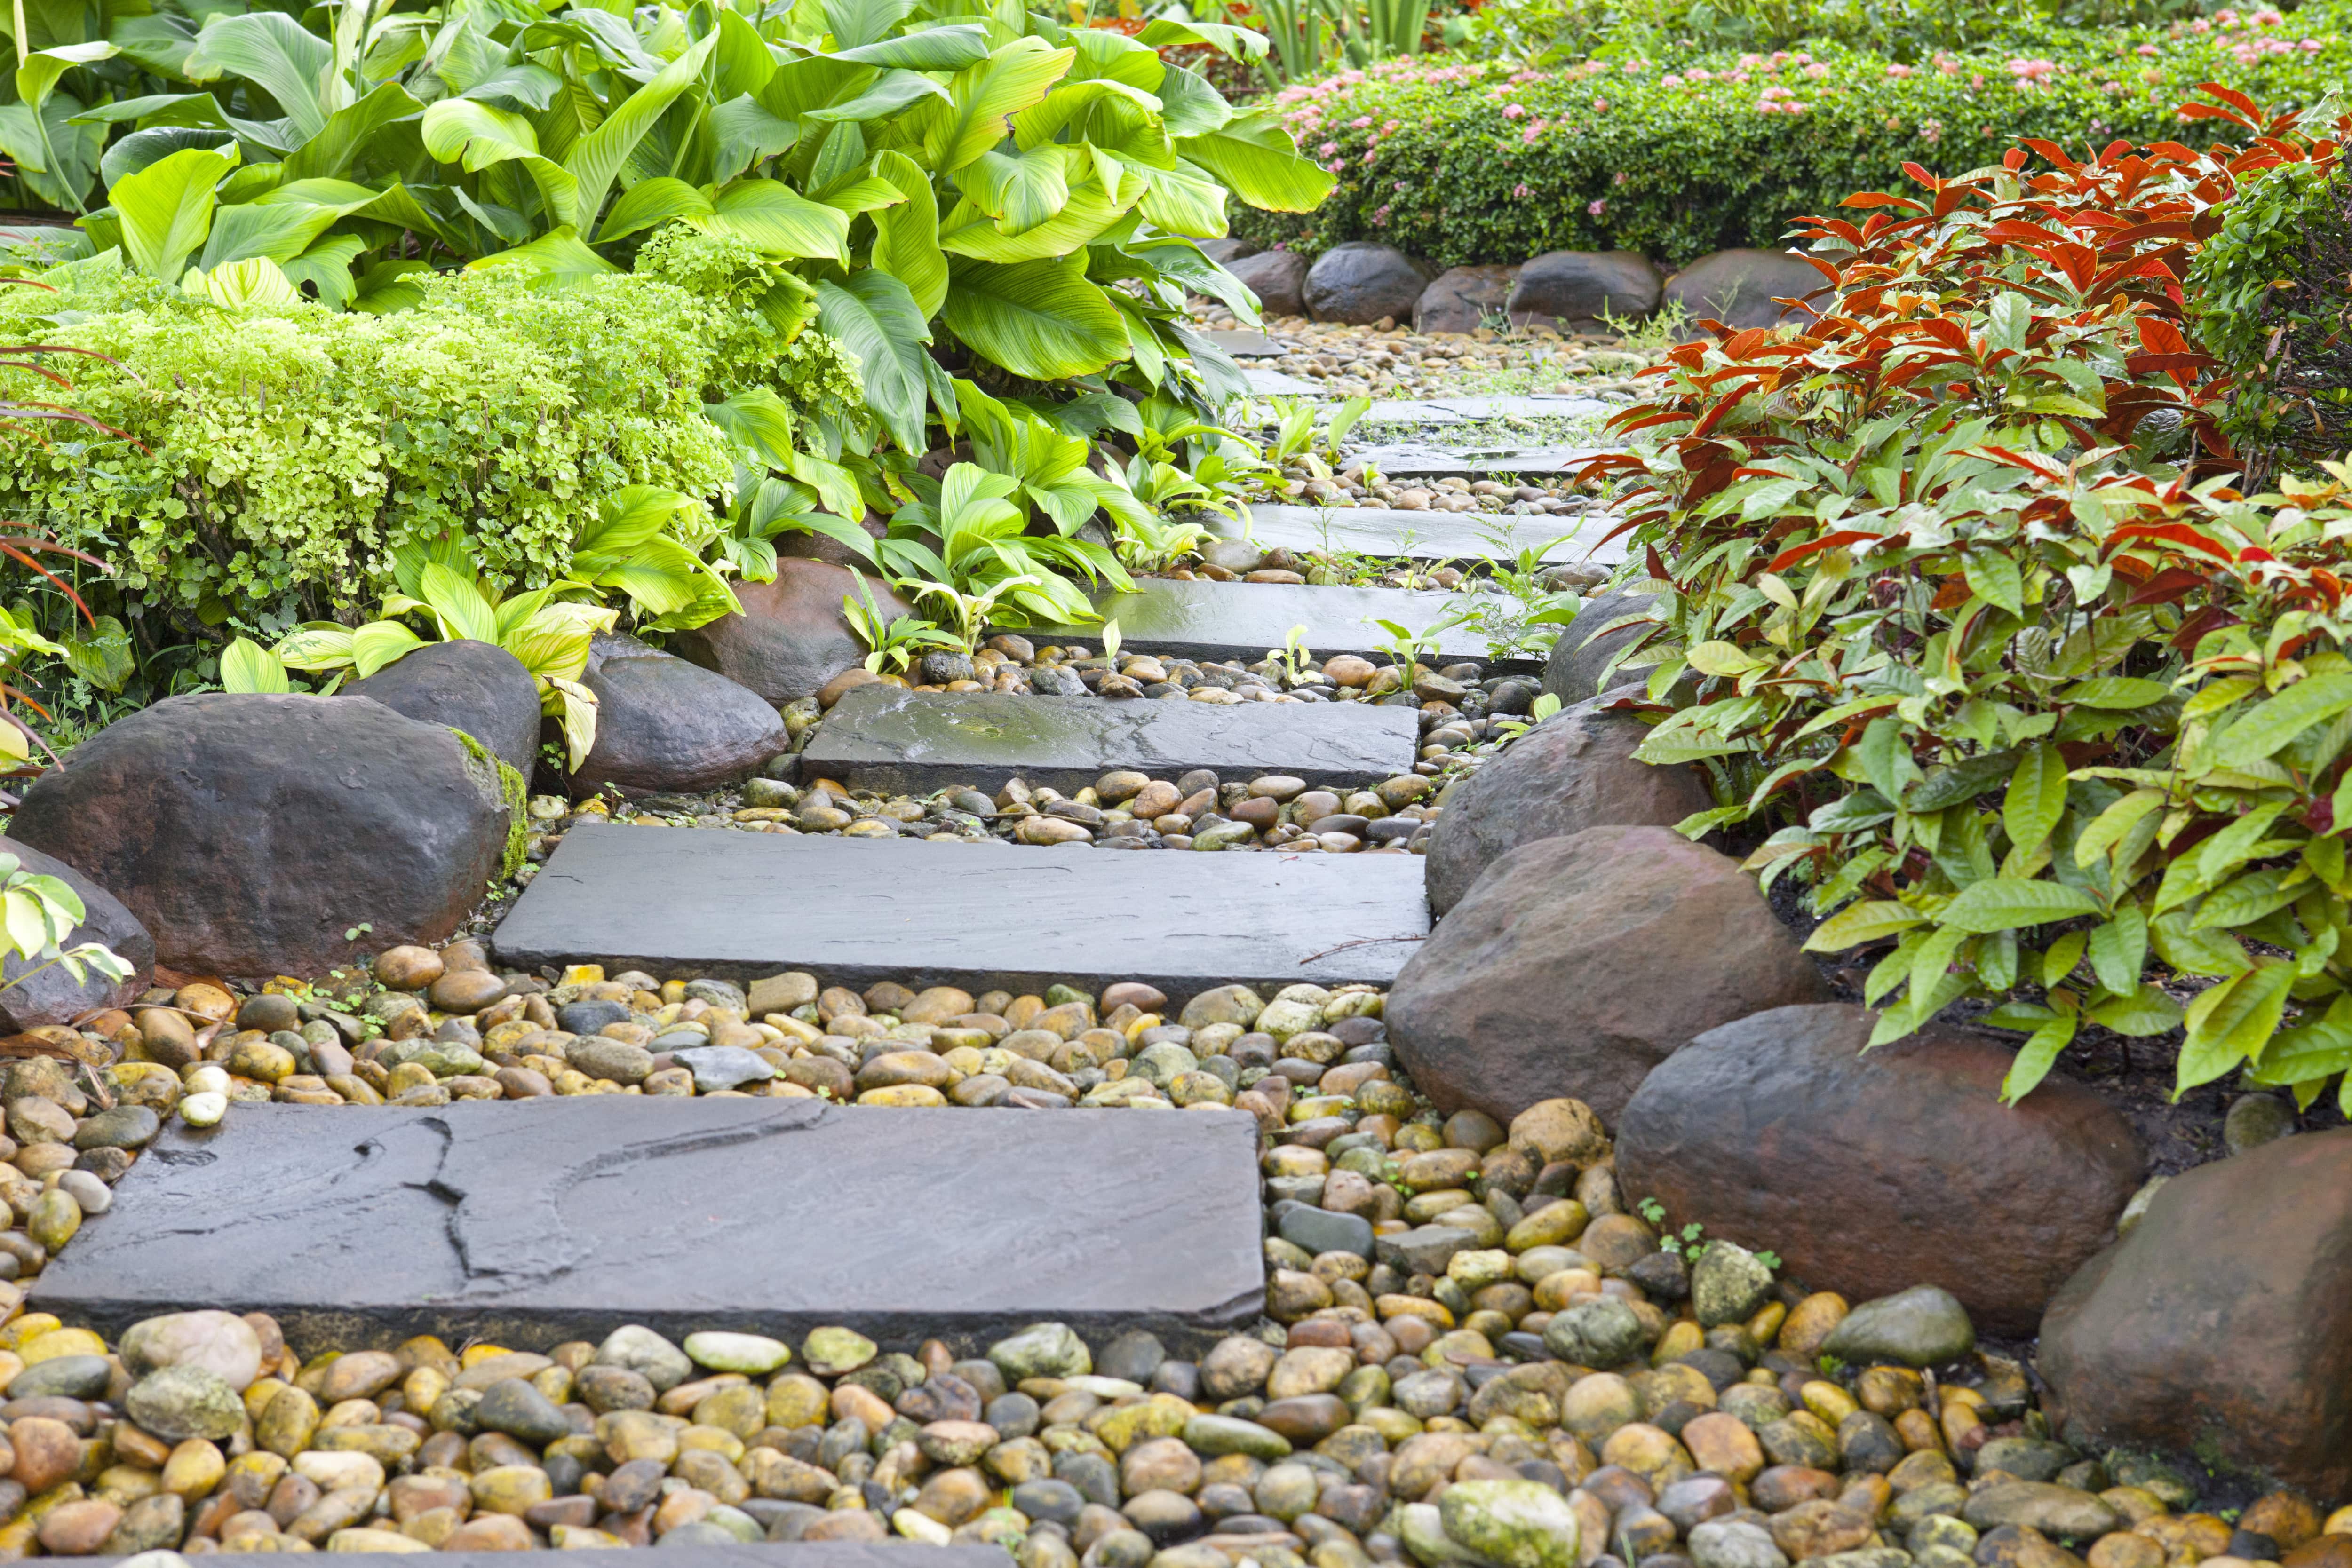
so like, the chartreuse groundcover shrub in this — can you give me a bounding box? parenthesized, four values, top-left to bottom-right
(1233, 5, 2347, 265)
(0, 0, 1334, 700)
(1574, 89, 2352, 1110)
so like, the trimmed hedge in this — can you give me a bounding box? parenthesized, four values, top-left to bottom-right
(1232, 7, 2350, 267)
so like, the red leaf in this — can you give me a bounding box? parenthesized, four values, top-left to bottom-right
(2125, 566, 2208, 604)
(1764, 530, 1896, 572)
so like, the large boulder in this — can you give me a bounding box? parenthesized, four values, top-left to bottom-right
(10, 694, 510, 978)
(1665, 249, 1828, 331)
(1541, 590, 1668, 705)
(1618, 1003, 2146, 1336)
(2039, 1128, 2352, 1497)
(667, 560, 909, 707)
(1388, 826, 1828, 1125)
(1507, 252, 1663, 331)
(342, 640, 542, 780)
(1200, 238, 1260, 267)
(571, 634, 788, 799)
(1414, 265, 1518, 336)
(1304, 242, 1429, 326)
(0, 835, 151, 1030)
(774, 512, 889, 573)
(1230, 250, 1309, 319)
(1424, 691, 1711, 916)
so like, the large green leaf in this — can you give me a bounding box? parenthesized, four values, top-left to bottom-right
(819, 269, 930, 455)
(942, 255, 1126, 380)
(700, 178, 849, 261)
(870, 147, 945, 317)
(596, 175, 713, 241)
(938, 175, 1136, 263)
(2215, 673, 2352, 768)
(99, 124, 233, 186)
(921, 37, 1072, 175)
(709, 95, 798, 182)
(199, 199, 343, 269)
(421, 98, 582, 229)
(1937, 877, 2103, 934)
(828, 24, 991, 70)
(705, 388, 799, 470)
(964, 144, 1070, 235)
(183, 12, 339, 143)
(110, 144, 232, 279)
(283, 80, 421, 181)
(466, 225, 617, 289)
(1176, 109, 1333, 212)
(1135, 17, 1270, 59)
(562, 31, 718, 235)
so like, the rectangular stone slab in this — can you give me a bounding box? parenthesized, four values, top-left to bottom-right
(32, 1097, 1267, 1354)
(1232, 504, 1626, 566)
(1242, 366, 1321, 396)
(189, 1548, 997, 1568)
(1203, 329, 1287, 357)
(490, 825, 1430, 997)
(1309, 395, 1615, 427)
(1025, 579, 1534, 668)
(1346, 442, 1606, 478)
(799, 683, 1419, 794)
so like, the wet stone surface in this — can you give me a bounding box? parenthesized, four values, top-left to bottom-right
(31, 1099, 1265, 1351)
(492, 829, 1430, 997)
(797, 686, 1420, 796)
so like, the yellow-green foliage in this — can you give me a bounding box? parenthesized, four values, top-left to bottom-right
(0, 260, 862, 620)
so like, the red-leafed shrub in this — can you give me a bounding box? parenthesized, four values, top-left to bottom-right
(1578, 89, 2352, 1106)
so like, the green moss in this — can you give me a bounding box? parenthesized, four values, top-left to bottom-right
(449, 727, 531, 884)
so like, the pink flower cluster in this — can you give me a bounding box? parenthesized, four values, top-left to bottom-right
(2007, 57, 2059, 82)
(1756, 83, 1809, 113)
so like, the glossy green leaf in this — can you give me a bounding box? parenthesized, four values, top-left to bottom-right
(1937, 877, 2102, 934)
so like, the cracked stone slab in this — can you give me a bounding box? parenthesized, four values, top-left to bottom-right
(1231, 504, 1626, 566)
(1023, 579, 1535, 668)
(190, 1548, 996, 1568)
(800, 683, 1419, 795)
(489, 826, 1430, 998)
(1346, 442, 1607, 478)
(32, 1098, 1267, 1353)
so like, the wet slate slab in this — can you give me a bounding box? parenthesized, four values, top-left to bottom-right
(491, 826, 1430, 997)
(33, 1097, 1266, 1353)
(1027, 578, 1531, 667)
(1347, 442, 1605, 478)
(1286, 395, 1614, 427)
(180, 1548, 991, 1568)
(800, 683, 1418, 794)
(1228, 504, 1626, 566)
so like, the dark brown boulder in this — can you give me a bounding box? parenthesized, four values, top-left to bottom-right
(1229, 251, 1309, 319)
(1388, 826, 1827, 1125)
(343, 640, 543, 779)
(1665, 249, 1828, 331)
(1507, 251, 1662, 331)
(667, 560, 909, 707)
(1424, 690, 1711, 915)
(1541, 590, 1668, 706)
(0, 835, 151, 1029)
(2039, 1128, 2352, 1496)
(10, 694, 510, 977)
(570, 634, 788, 799)
(1618, 1004, 2145, 1336)
(1304, 242, 1429, 326)
(1414, 265, 1518, 335)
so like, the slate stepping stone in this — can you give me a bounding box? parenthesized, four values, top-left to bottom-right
(1253, 395, 1615, 428)
(1347, 442, 1605, 478)
(31, 1099, 1266, 1352)
(1023, 578, 1534, 668)
(1205, 329, 1287, 357)
(190, 1551, 1007, 1568)
(1243, 366, 1321, 395)
(491, 826, 1430, 997)
(799, 684, 1419, 794)
(1234, 504, 1626, 566)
